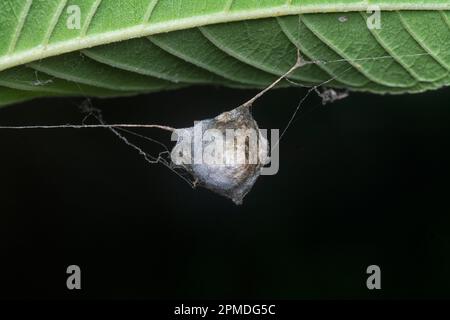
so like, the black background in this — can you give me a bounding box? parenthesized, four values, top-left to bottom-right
(0, 85, 449, 300)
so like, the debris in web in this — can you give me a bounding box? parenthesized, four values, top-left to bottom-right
(315, 88, 349, 105)
(31, 70, 54, 86)
(79, 101, 197, 188)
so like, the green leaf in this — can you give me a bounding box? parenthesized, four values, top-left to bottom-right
(0, 86, 49, 107)
(1, 0, 450, 107)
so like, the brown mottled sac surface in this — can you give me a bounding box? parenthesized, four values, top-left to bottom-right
(171, 106, 268, 204)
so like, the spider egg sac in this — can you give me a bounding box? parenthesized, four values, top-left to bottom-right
(171, 106, 269, 205)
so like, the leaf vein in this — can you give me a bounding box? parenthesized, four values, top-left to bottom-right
(81, 0, 103, 37)
(399, 11, 450, 72)
(224, 0, 234, 12)
(143, 0, 160, 24)
(362, 11, 422, 82)
(7, 0, 33, 54)
(44, 0, 68, 47)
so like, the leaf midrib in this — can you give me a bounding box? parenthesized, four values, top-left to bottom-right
(1, 2, 449, 73)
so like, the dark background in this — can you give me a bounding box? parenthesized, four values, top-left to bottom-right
(0, 85, 449, 300)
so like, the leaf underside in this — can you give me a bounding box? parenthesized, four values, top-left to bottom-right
(1, 0, 450, 107)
